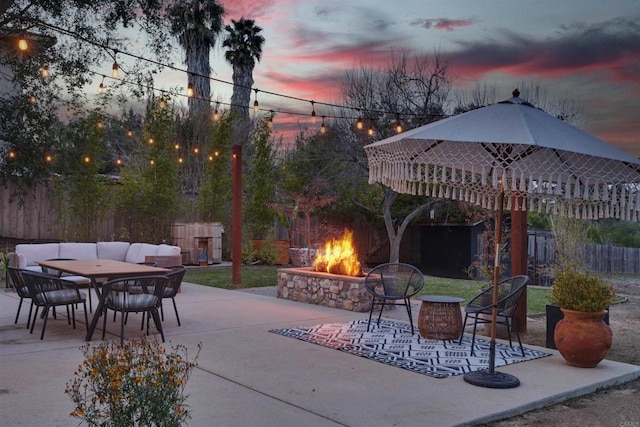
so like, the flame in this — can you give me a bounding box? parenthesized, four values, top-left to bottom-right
(313, 229, 363, 277)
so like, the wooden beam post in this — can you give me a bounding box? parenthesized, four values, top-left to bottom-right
(232, 145, 242, 286)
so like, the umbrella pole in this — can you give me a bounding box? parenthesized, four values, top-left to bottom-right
(464, 184, 520, 389)
(488, 188, 503, 374)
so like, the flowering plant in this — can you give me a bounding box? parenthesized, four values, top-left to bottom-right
(65, 338, 201, 426)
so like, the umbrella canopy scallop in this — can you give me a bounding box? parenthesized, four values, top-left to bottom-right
(365, 96, 640, 221)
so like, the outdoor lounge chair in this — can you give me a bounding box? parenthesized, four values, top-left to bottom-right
(101, 275, 168, 345)
(21, 270, 89, 340)
(458, 275, 529, 356)
(364, 263, 425, 334)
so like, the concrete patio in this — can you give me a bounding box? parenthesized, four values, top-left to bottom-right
(1, 278, 639, 427)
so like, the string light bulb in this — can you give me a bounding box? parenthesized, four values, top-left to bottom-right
(41, 65, 49, 78)
(126, 129, 133, 138)
(115, 157, 123, 166)
(320, 116, 327, 135)
(149, 159, 155, 165)
(45, 154, 53, 163)
(174, 143, 180, 150)
(268, 110, 274, 128)
(112, 61, 119, 79)
(83, 156, 91, 163)
(187, 83, 194, 98)
(148, 138, 154, 144)
(17, 36, 28, 51)
(253, 89, 259, 113)
(193, 147, 199, 154)
(310, 101, 317, 123)
(28, 94, 37, 104)
(158, 97, 166, 109)
(395, 116, 403, 134)
(8, 150, 16, 159)
(356, 117, 364, 130)
(213, 103, 220, 121)
(98, 76, 105, 94)
(367, 125, 374, 137)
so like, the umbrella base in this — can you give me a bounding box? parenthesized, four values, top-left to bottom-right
(463, 370, 520, 389)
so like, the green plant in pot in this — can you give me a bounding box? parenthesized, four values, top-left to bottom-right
(549, 269, 615, 368)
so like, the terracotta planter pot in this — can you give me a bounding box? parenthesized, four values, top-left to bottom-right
(554, 308, 612, 368)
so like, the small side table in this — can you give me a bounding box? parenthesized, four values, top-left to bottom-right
(417, 295, 465, 340)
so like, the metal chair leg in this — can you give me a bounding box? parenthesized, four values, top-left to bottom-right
(171, 298, 181, 326)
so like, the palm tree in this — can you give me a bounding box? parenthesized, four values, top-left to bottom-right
(167, 0, 225, 116)
(223, 18, 265, 118)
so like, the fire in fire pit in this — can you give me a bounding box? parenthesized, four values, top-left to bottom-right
(313, 229, 363, 277)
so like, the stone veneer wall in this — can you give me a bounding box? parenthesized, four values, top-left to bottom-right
(277, 267, 373, 312)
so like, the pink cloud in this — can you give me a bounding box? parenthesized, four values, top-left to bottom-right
(217, 0, 297, 22)
(412, 18, 474, 31)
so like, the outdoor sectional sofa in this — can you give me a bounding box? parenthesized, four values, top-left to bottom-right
(12, 242, 182, 271)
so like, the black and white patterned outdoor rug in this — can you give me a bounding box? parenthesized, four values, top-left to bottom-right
(270, 318, 551, 379)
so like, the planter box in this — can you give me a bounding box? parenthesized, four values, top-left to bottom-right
(144, 255, 182, 268)
(251, 240, 290, 265)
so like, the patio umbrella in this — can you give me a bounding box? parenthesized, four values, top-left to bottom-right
(364, 90, 640, 388)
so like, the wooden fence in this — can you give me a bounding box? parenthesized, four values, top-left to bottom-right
(528, 230, 640, 275)
(3, 182, 640, 274)
(0, 181, 115, 242)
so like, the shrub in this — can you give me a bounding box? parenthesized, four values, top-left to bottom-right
(550, 269, 615, 312)
(65, 338, 200, 426)
(257, 240, 278, 265)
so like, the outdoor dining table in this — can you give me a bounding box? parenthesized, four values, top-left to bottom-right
(36, 259, 170, 341)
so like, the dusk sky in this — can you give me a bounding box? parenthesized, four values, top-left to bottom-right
(155, 0, 639, 155)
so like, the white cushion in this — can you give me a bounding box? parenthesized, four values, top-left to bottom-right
(59, 243, 98, 260)
(97, 241, 131, 261)
(157, 244, 181, 256)
(125, 243, 159, 264)
(61, 275, 92, 285)
(15, 243, 60, 266)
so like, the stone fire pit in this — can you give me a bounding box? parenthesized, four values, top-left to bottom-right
(277, 267, 373, 312)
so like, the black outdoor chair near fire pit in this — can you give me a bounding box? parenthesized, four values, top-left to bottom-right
(364, 263, 425, 334)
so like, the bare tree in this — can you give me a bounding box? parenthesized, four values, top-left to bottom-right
(336, 50, 453, 263)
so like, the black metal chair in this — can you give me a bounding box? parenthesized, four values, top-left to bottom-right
(42, 258, 93, 311)
(21, 270, 89, 340)
(8, 266, 34, 328)
(458, 275, 530, 356)
(138, 265, 186, 328)
(160, 265, 186, 326)
(101, 275, 168, 345)
(364, 263, 425, 334)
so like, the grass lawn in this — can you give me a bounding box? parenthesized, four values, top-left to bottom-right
(184, 265, 553, 314)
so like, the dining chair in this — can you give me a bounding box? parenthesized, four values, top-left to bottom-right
(101, 275, 168, 345)
(364, 263, 425, 335)
(458, 275, 529, 356)
(160, 265, 186, 326)
(7, 266, 34, 328)
(137, 265, 185, 330)
(21, 270, 89, 340)
(42, 258, 94, 312)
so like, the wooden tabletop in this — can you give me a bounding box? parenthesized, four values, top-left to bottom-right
(36, 259, 170, 278)
(417, 295, 465, 304)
